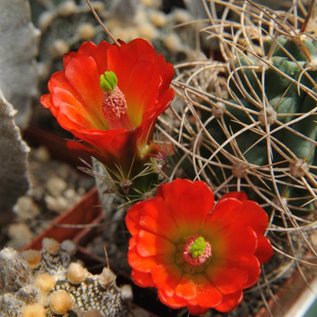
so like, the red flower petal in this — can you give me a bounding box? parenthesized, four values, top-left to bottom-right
(51, 88, 96, 128)
(106, 39, 163, 127)
(136, 230, 175, 257)
(211, 197, 269, 235)
(77, 41, 110, 74)
(158, 290, 187, 309)
(126, 201, 143, 235)
(207, 266, 248, 295)
(64, 55, 104, 125)
(128, 237, 174, 274)
(215, 291, 243, 312)
(152, 264, 182, 296)
(124, 61, 161, 127)
(230, 255, 261, 288)
(158, 179, 214, 232)
(70, 129, 132, 162)
(209, 197, 243, 225)
(156, 55, 174, 93)
(236, 200, 269, 235)
(175, 276, 197, 300)
(223, 226, 257, 257)
(137, 197, 178, 241)
(128, 250, 157, 273)
(131, 269, 155, 287)
(255, 236, 274, 264)
(190, 275, 223, 308)
(187, 305, 209, 315)
(128, 238, 155, 273)
(138, 88, 175, 144)
(222, 191, 248, 201)
(106, 39, 157, 93)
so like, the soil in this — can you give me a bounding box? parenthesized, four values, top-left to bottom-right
(0, 144, 94, 250)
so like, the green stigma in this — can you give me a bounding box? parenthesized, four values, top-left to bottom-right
(100, 71, 118, 92)
(189, 237, 207, 258)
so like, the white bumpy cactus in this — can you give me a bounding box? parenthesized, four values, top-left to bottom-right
(0, 238, 133, 317)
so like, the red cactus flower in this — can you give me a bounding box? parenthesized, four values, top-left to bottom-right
(125, 179, 273, 315)
(40, 39, 174, 171)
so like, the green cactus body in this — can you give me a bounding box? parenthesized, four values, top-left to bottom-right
(221, 35, 315, 212)
(191, 31, 317, 215)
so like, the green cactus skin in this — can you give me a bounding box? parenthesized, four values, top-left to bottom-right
(210, 34, 317, 212)
(168, 1, 317, 218)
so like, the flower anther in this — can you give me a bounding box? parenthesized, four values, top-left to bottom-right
(100, 70, 132, 130)
(183, 235, 212, 266)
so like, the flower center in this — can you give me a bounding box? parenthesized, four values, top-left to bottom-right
(183, 235, 212, 266)
(100, 71, 132, 130)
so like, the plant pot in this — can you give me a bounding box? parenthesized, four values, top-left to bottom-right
(21, 187, 103, 251)
(256, 258, 317, 317)
(24, 125, 92, 168)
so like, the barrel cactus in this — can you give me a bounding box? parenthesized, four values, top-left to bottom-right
(224, 33, 317, 212)
(160, 0, 317, 286)
(168, 0, 317, 214)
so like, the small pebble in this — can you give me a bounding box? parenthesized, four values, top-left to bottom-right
(64, 188, 77, 200)
(14, 196, 40, 220)
(7, 224, 33, 248)
(140, 0, 161, 8)
(57, 1, 77, 16)
(56, 165, 72, 179)
(120, 285, 133, 301)
(42, 238, 60, 255)
(90, 1, 104, 11)
(46, 177, 67, 197)
(150, 10, 167, 27)
(172, 8, 192, 23)
(50, 40, 70, 58)
(77, 23, 96, 40)
(77, 187, 86, 195)
(45, 195, 69, 213)
(163, 33, 184, 52)
(33, 147, 50, 162)
(38, 12, 54, 31)
(112, 29, 137, 42)
(137, 23, 158, 41)
(61, 240, 77, 255)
